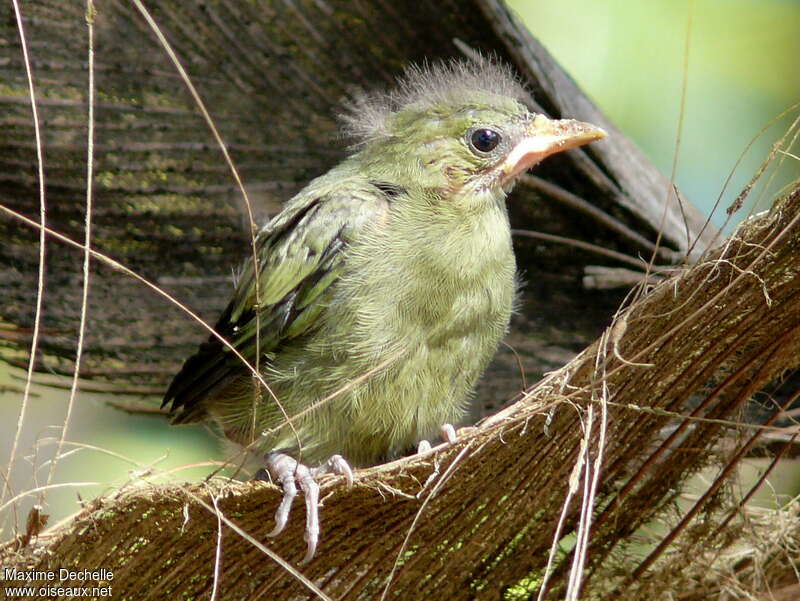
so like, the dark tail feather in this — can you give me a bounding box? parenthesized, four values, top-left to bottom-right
(162, 338, 237, 423)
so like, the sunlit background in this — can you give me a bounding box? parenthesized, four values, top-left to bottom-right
(511, 0, 800, 226)
(2, 0, 799, 538)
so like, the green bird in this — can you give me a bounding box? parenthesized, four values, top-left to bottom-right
(163, 58, 606, 562)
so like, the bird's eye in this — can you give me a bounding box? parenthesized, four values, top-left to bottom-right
(469, 128, 501, 153)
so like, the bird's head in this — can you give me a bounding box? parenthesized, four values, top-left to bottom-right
(341, 59, 606, 210)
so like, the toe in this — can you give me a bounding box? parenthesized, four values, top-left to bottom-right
(328, 454, 354, 486)
(297, 470, 320, 563)
(311, 454, 354, 487)
(265, 453, 299, 537)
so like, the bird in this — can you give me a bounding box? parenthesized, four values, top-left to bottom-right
(162, 57, 606, 562)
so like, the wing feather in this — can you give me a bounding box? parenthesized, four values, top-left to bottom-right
(162, 185, 385, 424)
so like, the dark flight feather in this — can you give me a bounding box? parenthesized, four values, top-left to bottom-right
(162, 187, 385, 424)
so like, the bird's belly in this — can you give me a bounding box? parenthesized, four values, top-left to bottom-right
(322, 334, 487, 464)
(263, 241, 515, 466)
(320, 278, 513, 465)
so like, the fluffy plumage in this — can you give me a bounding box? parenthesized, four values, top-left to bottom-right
(339, 59, 528, 147)
(163, 57, 604, 472)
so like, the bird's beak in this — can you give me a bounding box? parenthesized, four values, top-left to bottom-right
(500, 115, 607, 186)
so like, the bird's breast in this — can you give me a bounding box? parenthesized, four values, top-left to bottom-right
(333, 200, 516, 380)
(299, 206, 517, 463)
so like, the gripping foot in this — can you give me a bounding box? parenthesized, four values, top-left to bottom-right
(257, 452, 352, 563)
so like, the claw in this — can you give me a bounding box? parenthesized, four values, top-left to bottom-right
(417, 423, 458, 455)
(440, 423, 457, 444)
(262, 451, 352, 563)
(312, 453, 354, 487)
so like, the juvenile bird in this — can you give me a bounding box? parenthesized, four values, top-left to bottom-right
(162, 58, 606, 561)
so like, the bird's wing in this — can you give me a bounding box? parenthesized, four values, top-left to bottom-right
(162, 183, 387, 424)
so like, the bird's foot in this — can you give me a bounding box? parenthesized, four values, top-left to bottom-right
(256, 452, 353, 563)
(416, 423, 458, 454)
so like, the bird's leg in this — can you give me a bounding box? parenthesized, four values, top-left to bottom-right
(259, 451, 352, 563)
(416, 423, 458, 454)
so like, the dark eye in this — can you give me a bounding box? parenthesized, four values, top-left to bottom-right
(470, 128, 501, 153)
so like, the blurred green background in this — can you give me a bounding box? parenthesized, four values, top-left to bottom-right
(2, 0, 799, 538)
(512, 0, 799, 227)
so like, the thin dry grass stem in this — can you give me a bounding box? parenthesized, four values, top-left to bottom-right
(632, 1, 694, 309)
(736, 112, 800, 219)
(630, 334, 800, 580)
(380, 442, 475, 601)
(754, 117, 800, 212)
(593, 398, 788, 434)
(639, 184, 682, 300)
(130, 0, 273, 448)
(689, 102, 800, 258)
(511, 228, 657, 271)
(559, 328, 611, 600)
(0, 483, 102, 517)
(779, 149, 800, 163)
(157, 462, 234, 477)
(595, 207, 800, 382)
(709, 259, 772, 306)
(609, 309, 655, 368)
(264, 351, 405, 440)
(209, 490, 223, 601)
(518, 174, 679, 263)
(677, 3, 694, 243)
(32, 439, 142, 470)
(202, 350, 405, 483)
(713, 427, 800, 539)
(182, 487, 333, 601)
(600, 323, 799, 528)
(0, 204, 286, 445)
(571, 415, 595, 598)
(536, 448, 582, 601)
(501, 340, 528, 390)
(40, 0, 97, 510)
(3, 0, 48, 530)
